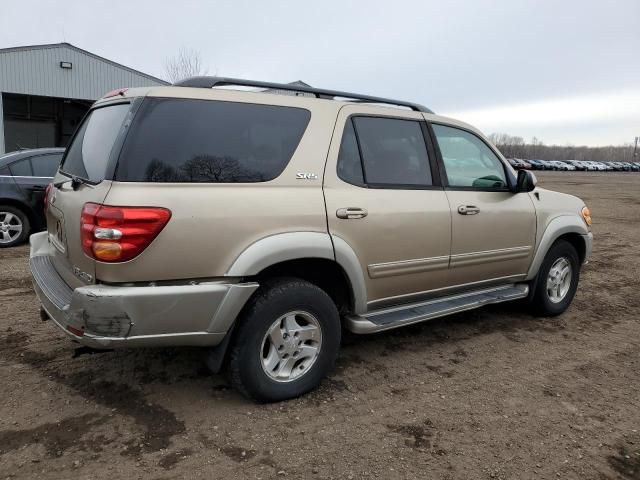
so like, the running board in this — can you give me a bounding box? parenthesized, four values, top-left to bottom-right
(346, 284, 529, 334)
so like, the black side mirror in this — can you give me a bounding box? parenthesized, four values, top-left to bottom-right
(514, 169, 537, 193)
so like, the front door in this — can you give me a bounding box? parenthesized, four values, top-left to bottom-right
(323, 105, 452, 308)
(429, 123, 536, 287)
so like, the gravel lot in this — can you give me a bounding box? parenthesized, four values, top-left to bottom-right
(1, 171, 638, 480)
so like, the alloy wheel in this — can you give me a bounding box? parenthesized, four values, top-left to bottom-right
(546, 257, 572, 303)
(260, 311, 322, 383)
(0, 211, 23, 244)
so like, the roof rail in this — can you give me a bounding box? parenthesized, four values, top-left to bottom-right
(173, 76, 434, 113)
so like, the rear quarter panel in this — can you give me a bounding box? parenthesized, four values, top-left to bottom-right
(96, 96, 339, 283)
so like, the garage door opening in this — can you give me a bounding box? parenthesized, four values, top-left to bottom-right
(2, 92, 92, 153)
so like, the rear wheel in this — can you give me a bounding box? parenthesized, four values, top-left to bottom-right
(227, 278, 341, 402)
(0, 206, 30, 248)
(531, 240, 580, 316)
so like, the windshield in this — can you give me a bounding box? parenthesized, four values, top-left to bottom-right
(60, 103, 131, 182)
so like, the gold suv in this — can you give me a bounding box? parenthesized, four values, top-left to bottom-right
(30, 77, 593, 402)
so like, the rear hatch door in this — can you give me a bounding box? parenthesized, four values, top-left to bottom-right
(47, 101, 134, 289)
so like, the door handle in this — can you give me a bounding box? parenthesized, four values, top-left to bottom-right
(457, 205, 480, 215)
(336, 207, 368, 219)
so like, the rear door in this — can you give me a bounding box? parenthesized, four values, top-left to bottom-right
(429, 123, 536, 287)
(47, 102, 133, 288)
(323, 105, 452, 307)
(11, 153, 63, 226)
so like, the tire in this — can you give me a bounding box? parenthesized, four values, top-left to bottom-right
(531, 240, 580, 316)
(227, 278, 341, 402)
(0, 206, 30, 248)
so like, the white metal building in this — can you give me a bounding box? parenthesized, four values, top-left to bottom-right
(0, 43, 168, 154)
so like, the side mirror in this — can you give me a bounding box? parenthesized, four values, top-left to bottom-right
(515, 169, 537, 193)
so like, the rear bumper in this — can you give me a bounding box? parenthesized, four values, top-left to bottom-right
(29, 232, 258, 349)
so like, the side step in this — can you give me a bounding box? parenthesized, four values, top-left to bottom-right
(346, 284, 529, 334)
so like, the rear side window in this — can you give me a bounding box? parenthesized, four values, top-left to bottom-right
(336, 119, 365, 186)
(31, 154, 63, 177)
(61, 104, 130, 182)
(9, 158, 32, 176)
(115, 98, 311, 183)
(337, 116, 433, 187)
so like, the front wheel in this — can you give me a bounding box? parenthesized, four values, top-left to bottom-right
(227, 278, 341, 402)
(531, 240, 580, 316)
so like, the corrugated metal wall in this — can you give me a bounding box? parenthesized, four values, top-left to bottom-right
(0, 43, 167, 153)
(0, 44, 166, 101)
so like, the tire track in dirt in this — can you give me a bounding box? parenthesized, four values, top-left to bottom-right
(0, 332, 186, 458)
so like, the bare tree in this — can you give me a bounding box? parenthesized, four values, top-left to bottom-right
(489, 132, 634, 162)
(163, 47, 209, 83)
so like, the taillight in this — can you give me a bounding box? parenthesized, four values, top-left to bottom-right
(80, 203, 171, 262)
(102, 87, 128, 99)
(44, 184, 53, 212)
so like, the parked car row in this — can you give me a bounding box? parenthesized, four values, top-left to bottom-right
(507, 158, 640, 171)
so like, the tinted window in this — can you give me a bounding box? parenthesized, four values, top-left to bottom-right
(336, 119, 364, 186)
(61, 104, 130, 182)
(353, 117, 432, 186)
(432, 124, 507, 189)
(9, 158, 32, 176)
(31, 154, 63, 177)
(116, 98, 311, 183)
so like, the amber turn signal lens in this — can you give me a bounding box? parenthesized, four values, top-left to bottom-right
(581, 206, 592, 226)
(93, 241, 123, 261)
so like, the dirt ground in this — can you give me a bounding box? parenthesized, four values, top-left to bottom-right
(1, 171, 639, 480)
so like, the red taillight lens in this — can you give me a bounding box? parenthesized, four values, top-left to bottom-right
(102, 87, 128, 99)
(80, 203, 171, 262)
(44, 184, 53, 212)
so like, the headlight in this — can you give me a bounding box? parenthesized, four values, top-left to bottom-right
(581, 206, 592, 226)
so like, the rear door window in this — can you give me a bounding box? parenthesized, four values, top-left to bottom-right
(31, 153, 63, 177)
(115, 98, 311, 182)
(336, 119, 365, 186)
(349, 116, 433, 187)
(61, 103, 130, 182)
(9, 158, 32, 176)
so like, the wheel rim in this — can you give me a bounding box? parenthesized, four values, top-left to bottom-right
(546, 257, 572, 304)
(0, 211, 23, 244)
(260, 310, 322, 383)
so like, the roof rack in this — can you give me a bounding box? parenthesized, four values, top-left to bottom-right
(173, 76, 434, 113)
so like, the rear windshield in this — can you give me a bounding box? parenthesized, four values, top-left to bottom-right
(115, 98, 311, 183)
(60, 103, 130, 182)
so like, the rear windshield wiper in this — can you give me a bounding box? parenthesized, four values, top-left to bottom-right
(53, 174, 91, 190)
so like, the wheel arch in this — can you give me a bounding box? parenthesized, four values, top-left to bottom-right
(226, 232, 367, 314)
(0, 198, 34, 227)
(526, 215, 590, 280)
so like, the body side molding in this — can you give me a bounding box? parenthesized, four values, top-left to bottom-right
(368, 255, 449, 279)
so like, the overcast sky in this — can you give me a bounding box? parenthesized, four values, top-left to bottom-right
(2, 0, 639, 146)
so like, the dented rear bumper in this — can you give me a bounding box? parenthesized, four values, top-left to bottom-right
(29, 232, 258, 349)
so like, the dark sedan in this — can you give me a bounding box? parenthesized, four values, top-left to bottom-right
(0, 148, 64, 247)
